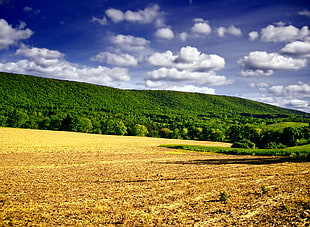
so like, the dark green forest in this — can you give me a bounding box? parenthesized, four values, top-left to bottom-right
(1, 72, 310, 148)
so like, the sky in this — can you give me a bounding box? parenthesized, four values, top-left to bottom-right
(0, 0, 310, 112)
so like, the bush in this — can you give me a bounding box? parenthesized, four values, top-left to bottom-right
(264, 142, 286, 149)
(219, 191, 231, 203)
(232, 139, 256, 149)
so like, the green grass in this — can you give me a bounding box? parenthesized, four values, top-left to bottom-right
(264, 122, 309, 131)
(160, 144, 310, 157)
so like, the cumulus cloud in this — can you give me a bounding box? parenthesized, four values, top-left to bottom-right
(260, 24, 310, 42)
(147, 68, 230, 86)
(299, 10, 310, 18)
(0, 19, 33, 50)
(111, 34, 150, 52)
(148, 46, 225, 71)
(284, 99, 309, 109)
(268, 82, 310, 98)
(147, 46, 232, 87)
(258, 96, 310, 112)
(145, 80, 215, 94)
(191, 18, 212, 35)
(250, 82, 310, 112)
(90, 52, 138, 67)
(238, 51, 307, 76)
(0, 46, 130, 86)
(280, 41, 310, 57)
(105, 8, 124, 23)
(154, 27, 174, 40)
(217, 25, 242, 37)
(104, 4, 164, 26)
(248, 31, 259, 41)
(165, 84, 215, 94)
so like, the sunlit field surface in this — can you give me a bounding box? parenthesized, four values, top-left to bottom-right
(0, 128, 309, 226)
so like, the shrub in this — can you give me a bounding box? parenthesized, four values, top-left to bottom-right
(264, 142, 286, 149)
(261, 185, 270, 195)
(232, 139, 255, 149)
(219, 191, 231, 203)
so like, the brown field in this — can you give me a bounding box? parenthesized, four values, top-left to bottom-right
(0, 127, 309, 226)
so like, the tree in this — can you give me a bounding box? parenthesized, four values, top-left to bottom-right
(132, 124, 149, 137)
(227, 124, 244, 142)
(281, 127, 302, 147)
(232, 139, 255, 148)
(7, 109, 29, 128)
(103, 119, 127, 135)
(159, 128, 173, 138)
(76, 117, 93, 133)
(243, 124, 262, 144)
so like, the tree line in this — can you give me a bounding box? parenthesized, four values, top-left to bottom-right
(0, 106, 309, 149)
(1, 72, 310, 148)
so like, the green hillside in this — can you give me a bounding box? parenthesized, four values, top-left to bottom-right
(0, 72, 306, 116)
(0, 72, 309, 145)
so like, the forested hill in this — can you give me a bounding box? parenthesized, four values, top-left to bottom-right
(0, 72, 309, 142)
(0, 72, 306, 116)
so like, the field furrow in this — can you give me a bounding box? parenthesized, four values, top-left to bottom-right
(0, 128, 309, 226)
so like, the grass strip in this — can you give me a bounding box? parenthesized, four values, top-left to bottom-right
(160, 144, 310, 157)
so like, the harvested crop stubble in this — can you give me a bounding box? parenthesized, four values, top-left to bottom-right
(0, 127, 309, 226)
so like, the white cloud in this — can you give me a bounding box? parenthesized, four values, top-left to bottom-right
(179, 32, 189, 41)
(299, 10, 310, 18)
(111, 34, 149, 52)
(148, 46, 225, 71)
(250, 82, 310, 112)
(166, 85, 215, 94)
(268, 82, 310, 98)
(249, 82, 270, 93)
(284, 99, 309, 109)
(0, 46, 130, 86)
(240, 69, 274, 77)
(248, 31, 259, 41)
(238, 51, 307, 76)
(147, 46, 232, 87)
(257, 96, 310, 112)
(191, 19, 212, 35)
(217, 27, 226, 37)
(260, 24, 310, 42)
(0, 19, 33, 50)
(227, 25, 242, 36)
(145, 81, 215, 94)
(91, 16, 108, 25)
(147, 68, 230, 86)
(217, 25, 242, 37)
(280, 41, 310, 57)
(155, 27, 174, 40)
(90, 52, 138, 66)
(125, 4, 162, 24)
(105, 4, 163, 26)
(105, 8, 124, 23)
(16, 45, 64, 62)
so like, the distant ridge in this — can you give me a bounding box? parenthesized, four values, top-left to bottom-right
(0, 72, 307, 116)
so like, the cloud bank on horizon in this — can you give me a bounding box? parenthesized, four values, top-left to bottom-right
(0, 0, 309, 112)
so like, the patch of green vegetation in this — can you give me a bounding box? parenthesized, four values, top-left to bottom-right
(161, 144, 310, 157)
(219, 191, 231, 203)
(264, 122, 309, 131)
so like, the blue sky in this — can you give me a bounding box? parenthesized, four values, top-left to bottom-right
(0, 0, 310, 112)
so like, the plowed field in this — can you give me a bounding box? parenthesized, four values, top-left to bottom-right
(0, 128, 309, 226)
